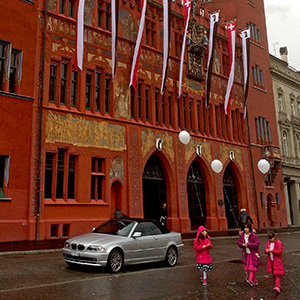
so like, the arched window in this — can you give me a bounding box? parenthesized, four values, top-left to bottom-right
(282, 130, 289, 157)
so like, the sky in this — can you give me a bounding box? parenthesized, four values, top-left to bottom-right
(264, 0, 300, 70)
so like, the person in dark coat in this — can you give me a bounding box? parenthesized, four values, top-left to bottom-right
(238, 223, 261, 286)
(159, 203, 168, 227)
(239, 208, 253, 231)
(113, 207, 128, 219)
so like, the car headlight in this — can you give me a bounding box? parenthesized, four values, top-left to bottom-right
(64, 241, 71, 248)
(87, 245, 106, 252)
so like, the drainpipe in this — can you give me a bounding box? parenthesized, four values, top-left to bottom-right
(36, 0, 48, 241)
(246, 113, 260, 229)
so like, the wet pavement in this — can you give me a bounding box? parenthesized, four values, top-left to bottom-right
(0, 232, 299, 300)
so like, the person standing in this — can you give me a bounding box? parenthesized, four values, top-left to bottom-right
(160, 203, 168, 227)
(194, 226, 213, 286)
(238, 223, 261, 286)
(264, 231, 284, 294)
(239, 208, 253, 231)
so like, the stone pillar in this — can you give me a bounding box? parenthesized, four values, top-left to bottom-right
(289, 181, 300, 225)
(284, 183, 291, 225)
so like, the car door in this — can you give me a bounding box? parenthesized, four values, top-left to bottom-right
(129, 222, 160, 263)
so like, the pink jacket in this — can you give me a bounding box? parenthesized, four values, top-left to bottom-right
(264, 238, 284, 275)
(194, 226, 213, 264)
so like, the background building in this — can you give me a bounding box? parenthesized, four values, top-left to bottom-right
(270, 47, 300, 226)
(0, 0, 287, 243)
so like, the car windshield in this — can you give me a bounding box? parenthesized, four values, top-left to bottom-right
(93, 219, 136, 237)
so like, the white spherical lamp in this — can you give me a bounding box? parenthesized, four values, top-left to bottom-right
(211, 159, 223, 173)
(258, 159, 270, 174)
(178, 130, 190, 145)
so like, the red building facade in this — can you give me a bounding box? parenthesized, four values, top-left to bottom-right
(0, 0, 287, 243)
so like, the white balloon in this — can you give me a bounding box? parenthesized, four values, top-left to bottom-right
(178, 131, 190, 145)
(211, 159, 223, 173)
(258, 159, 270, 174)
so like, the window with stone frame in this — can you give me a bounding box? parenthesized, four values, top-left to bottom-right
(297, 99, 300, 116)
(290, 96, 295, 115)
(0, 42, 7, 91)
(295, 133, 300, 158)
(91, 157, 105, 201)
(44, 150, 78, 201)
(145, 19, 156, 48)
(252, 64, 264, 88)
(282, 130, 289, 157)
(248, 22, 261, 44)
(0, 155, 10, 199)
(278, 92, 284, 111)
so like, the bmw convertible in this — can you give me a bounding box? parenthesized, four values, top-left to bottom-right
(62, 218, 184, 272)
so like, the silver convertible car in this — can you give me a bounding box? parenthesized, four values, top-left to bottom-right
(62, 218, 184, 272)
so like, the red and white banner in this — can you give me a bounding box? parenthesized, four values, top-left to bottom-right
(241, 29, 250, 118)
(178, 0, 191, 97)
(73, 0, 85, 71)
(111, 0, 119, 80)
(160, 0, 171, 95)
(129, 0, 147, 89)
(224, 21, 236, 115)
(205, 12, 219, 108)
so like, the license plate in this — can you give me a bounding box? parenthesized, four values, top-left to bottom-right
(71, 251, 79, 257)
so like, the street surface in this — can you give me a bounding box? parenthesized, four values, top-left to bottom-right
(0, 232, 299, 300)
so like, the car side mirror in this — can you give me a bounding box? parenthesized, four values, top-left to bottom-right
(132, 232, 142, 238)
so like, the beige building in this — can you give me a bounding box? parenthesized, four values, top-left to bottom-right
(270, 47, 300, 225)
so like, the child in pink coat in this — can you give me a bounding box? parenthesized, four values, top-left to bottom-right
(238, 223, 261, 286)
(264, 231, 284, 294)
(194, 226, 213, 286)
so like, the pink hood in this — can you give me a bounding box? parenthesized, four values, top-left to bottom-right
(196, 226, 210, 239)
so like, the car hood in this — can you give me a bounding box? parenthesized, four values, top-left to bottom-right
(66, 233, 126, 246)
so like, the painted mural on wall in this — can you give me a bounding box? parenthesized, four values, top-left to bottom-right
(119, 10, 137, 42)
(141, 129, 174, 161)
(46, 112, 126, 151)
(110, 156, 124, 182)
(115, 75, 130, 119)
(185, 139, 212, 164)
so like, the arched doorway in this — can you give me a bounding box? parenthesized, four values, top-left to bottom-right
(142, 155, 166, 220)
(187, 161, 206, 230)
(111, 180, 122, 216)
(267, 194, 276, 227)
(223, 167, 239, 229)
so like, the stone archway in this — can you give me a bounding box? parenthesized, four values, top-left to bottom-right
(142, 155, 166, 220)
(187, 161, 206, 230)
(223, 167, 239, 229)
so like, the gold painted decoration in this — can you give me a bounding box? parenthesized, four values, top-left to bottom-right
(221, 144, 243, 170)
(185, 139, 211, 164)
(141, 129, 155, 157)
(46, 112, 126, 151)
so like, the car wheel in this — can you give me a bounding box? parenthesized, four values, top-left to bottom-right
(165, 246, 178, 267)
(107, 248, 123, 273)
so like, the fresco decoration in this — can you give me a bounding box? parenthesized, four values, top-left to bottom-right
(46, 112, 126, 151)
(221, 144, 243, 171)
(110, 156, 124, 183)
(84, 0, 94, 26)
(119, 10, 137, 42)
(185, 139, 211, 164)
(141, 130, 174, 161)
(141, 129, 155, 158)
(47, 0, 57, 13)
(115, 76, 130, 119)
(129, 127, 142, 215)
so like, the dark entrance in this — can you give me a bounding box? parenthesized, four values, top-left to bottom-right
(187, 162, 206, 230)
(142, 155, 166, 220)
(223, 167, 239, 229)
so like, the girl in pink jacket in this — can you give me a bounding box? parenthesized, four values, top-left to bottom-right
(194, 226, 213, 286)
(264, 231, 284, 294)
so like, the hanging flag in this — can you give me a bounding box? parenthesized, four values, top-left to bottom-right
(111, 0, 119, 80)
(178, 0, 191, 97)
(224, 21, 236, 115)
(241, 29, 250, 119)
(73, 0, 85, 71)
(160, 0, 171, 95)
(205, 12, 219, 108)
(129, 0, 148, 89)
